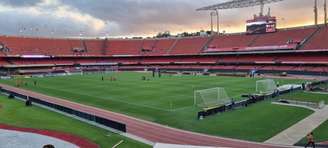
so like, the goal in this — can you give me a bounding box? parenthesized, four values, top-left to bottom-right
(256, 79, 277, 95)
(194, 87, 231, 109)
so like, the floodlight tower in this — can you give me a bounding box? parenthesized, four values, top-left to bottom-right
(197, 0, 284, 34)
(210, 11, 217, 33)
(324, 0, 327, 25)
(314, 0, 318, 25)
(260, 0, 265, 16)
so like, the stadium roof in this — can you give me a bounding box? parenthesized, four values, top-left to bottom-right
(196, 0, 284, 11)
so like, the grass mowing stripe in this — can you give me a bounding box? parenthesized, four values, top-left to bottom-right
(29, 84, 172, 112)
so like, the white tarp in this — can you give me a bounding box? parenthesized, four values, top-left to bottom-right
(0, 129, 77, 148)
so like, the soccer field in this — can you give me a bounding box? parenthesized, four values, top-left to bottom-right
(0, 72, 313, 141)
(6, 72, 305, 111)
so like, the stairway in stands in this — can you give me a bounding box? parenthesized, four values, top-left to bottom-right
(166, 38, 179, 55)
(151, 39, 159, 55)
(81, 40, 88, 53)
(298, 26, 321, 50)
(139, 39, 146, 55)
(102, 38, 108, 55)
(247, 35, 260, 47)
(200, 35, 215, 53)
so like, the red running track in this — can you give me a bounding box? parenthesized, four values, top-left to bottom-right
(0, 84, 290, 148)
(0, 124, 98, 148)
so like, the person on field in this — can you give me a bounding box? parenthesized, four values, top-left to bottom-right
(25, 97, 32, 107)
(305, 132, 315, 148)
(152, 69, 155, 77)
(158, 69, 161, 78)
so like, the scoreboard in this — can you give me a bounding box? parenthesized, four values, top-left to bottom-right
(246, 15, 277, 34)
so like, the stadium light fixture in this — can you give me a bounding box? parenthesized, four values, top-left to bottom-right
(197, 0, 284, 34)
(197, 0, 283, 13)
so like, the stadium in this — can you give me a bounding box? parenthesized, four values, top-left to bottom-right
(0, 0, 327, 148)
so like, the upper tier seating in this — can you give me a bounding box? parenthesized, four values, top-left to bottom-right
(0, 36, 83, 56)
(84, 39, 104, 55)
(206, 33, 256, 52)
(303, 26, 328, 50)
(205, 27, 317, 52)
(141, 39, 176, 56)
(248, 27, 317, 50)
(170, 37, 208, 55)
(0, 25, 325, 57)
(106, 39, 143, 56)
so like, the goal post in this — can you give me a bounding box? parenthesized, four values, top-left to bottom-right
(105, 66, 118, 74)
(256, 79, 277, 95)
(194, 87, 231, 109)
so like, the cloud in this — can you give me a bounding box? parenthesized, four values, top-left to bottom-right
(0, 0, 321, 37)
(0, 0, 41, 7)
(0, 0, 121, 37)
(62, 0, 219, 36)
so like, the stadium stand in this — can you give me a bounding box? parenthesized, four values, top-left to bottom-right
(170, 37, 208, 55)
(204, 26, 318, 53)
(248, 27, 317, 50)
(303, 26, 328, 50)
(0, 25, 327, 76)
(84, 39, 104, 56)
(141, 39, 176, 56)
(107, 39, 143, 56)
(205, 33, 256, 52)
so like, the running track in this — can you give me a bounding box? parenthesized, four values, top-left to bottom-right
(0, 84, 291, 148)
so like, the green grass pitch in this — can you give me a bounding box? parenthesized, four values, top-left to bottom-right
(297, 120, 328, 145)
(311, 120, 328, 143)
(278, 91, 328, 104)
(0, 72, 314, 142)
(0, 96, 149, 148)
(283, 91, 328, 145)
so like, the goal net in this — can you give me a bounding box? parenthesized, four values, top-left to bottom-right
(194, 87, 231, 109)
(105, 66, 118, 74)
(256, 79, 277, 95)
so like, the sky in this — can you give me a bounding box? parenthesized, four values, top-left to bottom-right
(0, 0, 325, 38)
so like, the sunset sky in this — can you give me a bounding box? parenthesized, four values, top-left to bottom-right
(0, 0, 325, 37)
